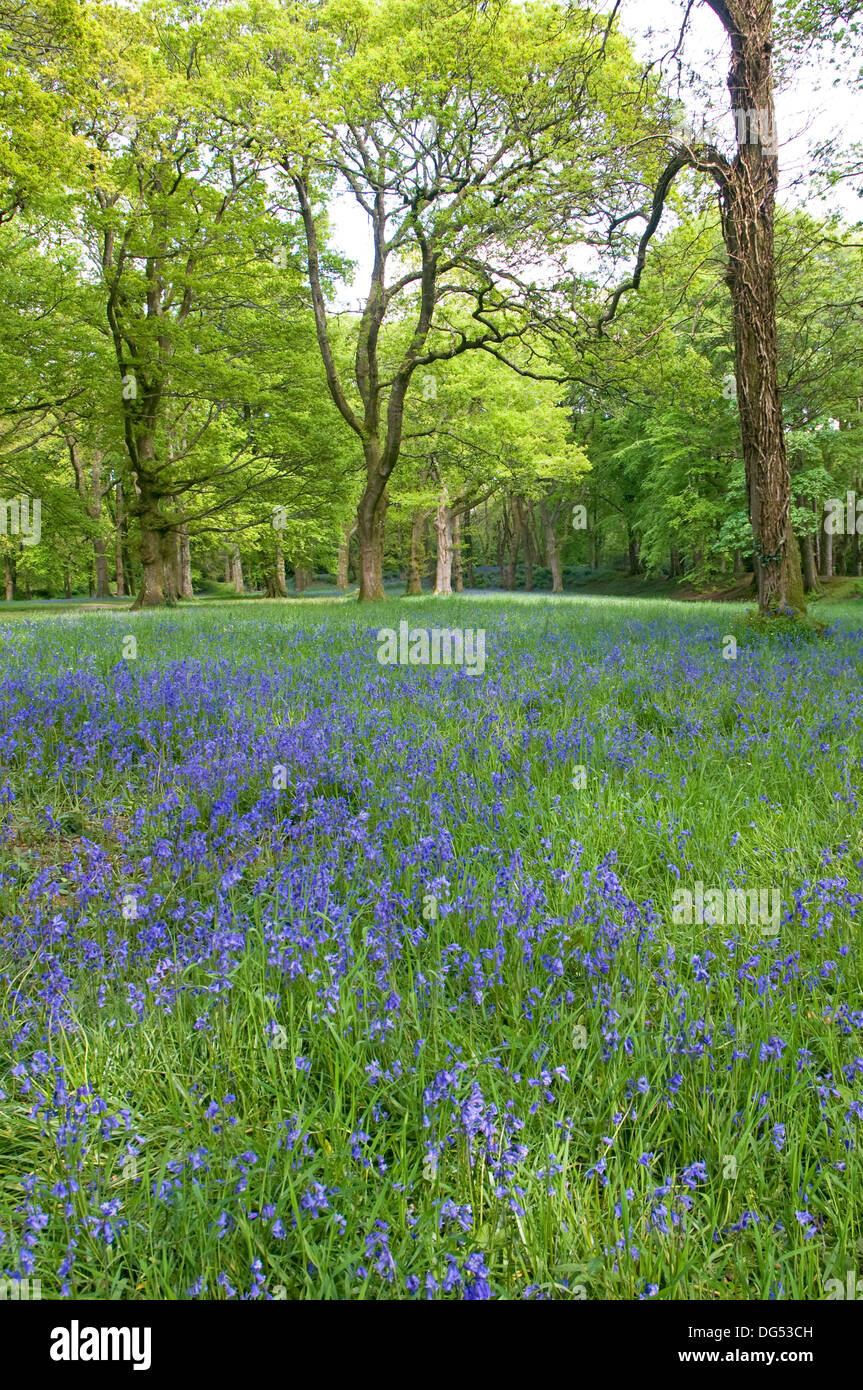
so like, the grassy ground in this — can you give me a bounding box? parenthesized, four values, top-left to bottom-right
(0, 593, 861, 1300)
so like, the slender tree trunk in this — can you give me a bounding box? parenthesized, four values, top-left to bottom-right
(517, 497, 535, 590)
(820, 503, 833, 580)
(452, 512, 463, 592)
(294, 563, 313, 594)
(275, 542, 287, 596)
(627, 529, 640, 576)
(231, 546, 244, 594)
(502, 496, 520, 590)
(68, 441, 111, 598)
(837, 532, 848, 577)
(424, 515, 436, 586)
(464, 509, 475, 589)
(337, 521, 355, 590)
(540, 499, 563, 594)
(177, 524, 194, 599)
(90, 449, 111, 599)
(799, 530, 819, 593)
(405, 509, 425, 595)
(4, 555, 13, 601)
(115, 480, 125, 597)
(433, 486, 453, 596)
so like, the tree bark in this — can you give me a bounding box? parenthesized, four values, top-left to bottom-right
(433, 486, 453, 596)
(231, 545, 244, 594)
(115, 480, 125, 596)
(177, 524, 194, 599)
(275, 542, 287, 596)
(600, 1, 805, 616)
(357, 484, 387, 600)
(708, 0, 804, 613)
(133, 490, 169, 609)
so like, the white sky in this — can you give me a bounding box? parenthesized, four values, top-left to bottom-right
(327, 0, 862, 309)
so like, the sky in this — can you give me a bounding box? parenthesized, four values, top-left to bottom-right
(326, 0, 862, 309)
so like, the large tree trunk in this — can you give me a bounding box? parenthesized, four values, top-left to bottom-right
(133, 494, 168, 609)
(540, 499, 563, 594)
(709, 0, 804, 615)
(356, 480, 387, 601)
(405, 509, 425, 595)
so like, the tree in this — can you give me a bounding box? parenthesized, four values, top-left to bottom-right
(246, 0, 653, 598)
(602, 0, 806, 614)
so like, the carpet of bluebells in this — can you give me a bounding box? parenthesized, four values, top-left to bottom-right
(1, 593, 862, 1301)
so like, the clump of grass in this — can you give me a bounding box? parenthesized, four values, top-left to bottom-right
(730, 607, 831, 649)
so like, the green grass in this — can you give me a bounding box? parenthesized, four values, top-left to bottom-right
(0, 593, 861, 1300)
